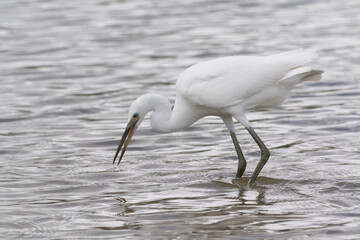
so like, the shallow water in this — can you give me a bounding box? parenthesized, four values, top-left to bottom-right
(1, 0, 360, 239)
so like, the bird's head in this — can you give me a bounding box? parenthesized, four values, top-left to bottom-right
(112, 97, 149, 165)
(112, 94, 172, 165)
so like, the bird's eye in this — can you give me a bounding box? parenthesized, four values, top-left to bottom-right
(133, 113, 139, 118)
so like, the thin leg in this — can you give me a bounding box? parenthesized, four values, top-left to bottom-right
(230, 131, 247, 178)
(222, 116, 247, 178)
(246, 126, 270, 185)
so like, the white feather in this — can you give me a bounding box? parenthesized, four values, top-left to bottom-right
(177, 49, 321, 109)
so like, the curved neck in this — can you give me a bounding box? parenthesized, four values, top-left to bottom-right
(136, 94, 201, 133)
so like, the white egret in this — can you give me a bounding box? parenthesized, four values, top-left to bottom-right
(113, 49, 323, 185)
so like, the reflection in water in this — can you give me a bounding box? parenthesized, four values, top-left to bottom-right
(115, 197, 134, 216)
(1, 0, 360, 239)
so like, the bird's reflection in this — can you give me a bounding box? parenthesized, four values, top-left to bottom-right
(115, 197, 134, 216)
(232, 177, 268, 205)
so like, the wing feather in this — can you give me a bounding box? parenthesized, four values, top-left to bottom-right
(176, 49, 318, 109)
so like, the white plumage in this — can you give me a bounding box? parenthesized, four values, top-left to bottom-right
(178, 48, 320, 109)
(113, 49, 323, 185)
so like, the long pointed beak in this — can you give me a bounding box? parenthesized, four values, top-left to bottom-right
(113, 116, 138, 165)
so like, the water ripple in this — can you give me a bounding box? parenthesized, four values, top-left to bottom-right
(1, 0, 360, 239)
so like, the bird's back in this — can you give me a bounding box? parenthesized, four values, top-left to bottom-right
(176, 49, 320, 109)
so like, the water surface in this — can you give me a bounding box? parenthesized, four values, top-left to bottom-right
(1, 0, 360, 239)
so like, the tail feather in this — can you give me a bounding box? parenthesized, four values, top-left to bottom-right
(280, 67, 323, 87)
(301, 69, 323, 82)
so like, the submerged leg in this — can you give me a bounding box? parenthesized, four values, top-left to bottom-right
(222, 116, 247, 178)
(246, 126, 270, 185)
(230, 131, 247, 178)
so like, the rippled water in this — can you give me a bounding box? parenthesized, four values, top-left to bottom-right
(1, 0, 360, 239)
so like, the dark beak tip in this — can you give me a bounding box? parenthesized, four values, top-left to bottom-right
(113, 116, 138, 166)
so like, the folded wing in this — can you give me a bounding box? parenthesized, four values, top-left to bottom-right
(177, 49, 319, 109)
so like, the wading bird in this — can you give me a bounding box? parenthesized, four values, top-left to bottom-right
(113, 49, 323, 185)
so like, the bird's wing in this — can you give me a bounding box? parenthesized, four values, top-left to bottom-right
(176, 49, 318, 109)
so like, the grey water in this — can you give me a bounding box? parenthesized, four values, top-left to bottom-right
(1, 0, 360, 239)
